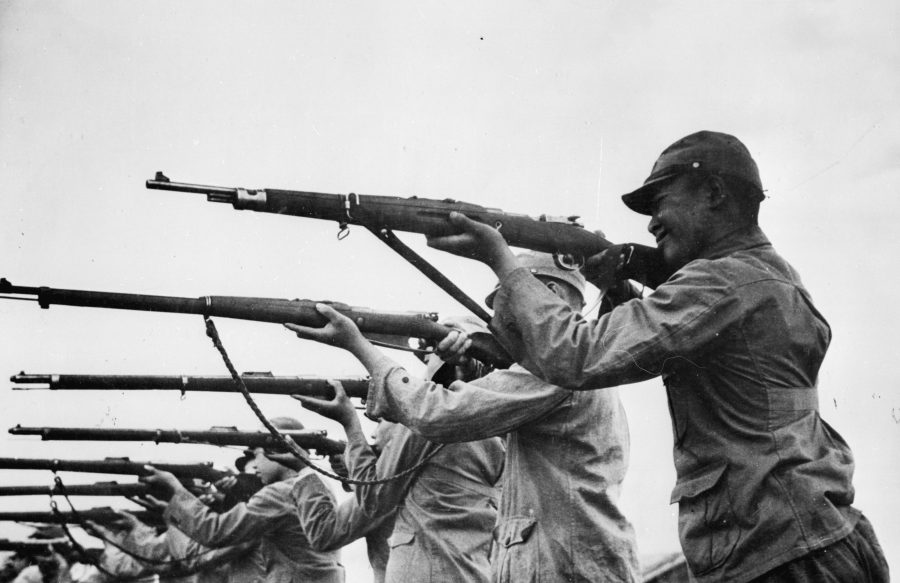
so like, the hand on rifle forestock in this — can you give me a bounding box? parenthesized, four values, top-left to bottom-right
(435, 329, 472, 365)
(284, 304, 366, 352)
(425, 212, 518, 277)
(263, 450, 305, 472)
(291, 380, 357, 428)
(138, 466, 182, 501)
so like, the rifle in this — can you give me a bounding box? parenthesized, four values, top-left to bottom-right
(9, 426, 347, 456)
(0, 538, 72, 554)
(146, 172, 669, 289)
(11, 372, 370, 399)
(0, 457, 230, 483)
(0, 279, 511, 368)
(0, 481, 153, 498)
(0, 507, 161, 526)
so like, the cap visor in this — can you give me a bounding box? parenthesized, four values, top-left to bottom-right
(621, 174, 679, 215)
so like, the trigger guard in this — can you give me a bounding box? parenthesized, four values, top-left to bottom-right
(552, 253, 583, 271)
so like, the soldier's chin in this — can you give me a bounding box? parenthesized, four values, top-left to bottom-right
(662, 246, 690, 272)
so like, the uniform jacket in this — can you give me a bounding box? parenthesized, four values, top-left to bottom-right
(490, 225, 858, 583)
(291, 478, 394, 583)
(165, 475, 344, 583)
(336, 420, 504, 583)
(366, 364, 641, 583)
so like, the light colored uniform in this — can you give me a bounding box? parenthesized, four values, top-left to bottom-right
(366, 363, 640, 583)
(295, 421, 503, 583)
(165, 474, 344, 583)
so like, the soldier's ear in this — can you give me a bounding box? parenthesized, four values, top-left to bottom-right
(545, 280, 563, 298)
(705, 175, 728, 209)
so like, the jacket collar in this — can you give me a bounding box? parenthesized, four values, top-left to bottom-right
(700, 225, 771, 261)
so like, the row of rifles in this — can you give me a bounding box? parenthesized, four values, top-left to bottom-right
(0, 171, 664, 564)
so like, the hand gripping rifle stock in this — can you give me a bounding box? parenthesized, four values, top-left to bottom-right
(146, 172, 670, 288)
(0, 279, 512, 368)
(9, 425, 347, 456)
(12, 372, 371, 399)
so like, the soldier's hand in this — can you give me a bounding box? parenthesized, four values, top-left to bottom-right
(214, 475, 238, 492)
(426, 212, 517, 273)
(115, 510, 143, 529)
(263, 450, 305, 472)
(434, 329, 471, 364)
(83, 520, 114, 538)
(138, 467, 182, 500)
(584, 245, 631, 292)
(285, 304, 366, 351)
(292, 380, 357, 427)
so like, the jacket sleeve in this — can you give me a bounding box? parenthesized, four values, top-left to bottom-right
(365, 365, 569, 442)
(490, 263, 745, 389)
(342, 421, 435, 518)
(164, 526, 256, 574)
(163, 484, 289, 548)
(291, 474, 393, 551)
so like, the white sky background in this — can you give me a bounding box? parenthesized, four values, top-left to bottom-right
(1, 1, 898, 579)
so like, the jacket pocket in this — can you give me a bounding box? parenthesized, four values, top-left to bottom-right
(671, 461, 741, 576)
(385, 530, 426, 581)
(493, 517, 537, 583)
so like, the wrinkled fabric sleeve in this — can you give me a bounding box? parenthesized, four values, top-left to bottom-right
(366, 365, 569, 442)
(163, 485, 286, 548)
(342, 421, 434, 518)
(96, 543, 155, 579)
(118, 519, 170, 562)
(291, 474, 392, 551)
(490, 264, 745, 389)
(164, 526, 256, 575)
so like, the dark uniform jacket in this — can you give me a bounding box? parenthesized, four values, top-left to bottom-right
(491, 226, 858, 583)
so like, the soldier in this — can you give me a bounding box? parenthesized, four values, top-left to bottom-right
(285, 256, 641, 583)
(141, 417, 344, 583)
(280, 340, 506, 583)
(421, 131, 888, 582)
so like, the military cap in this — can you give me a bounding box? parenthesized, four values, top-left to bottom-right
(485, 251, 586, 309)
(622, 131, 763, 215)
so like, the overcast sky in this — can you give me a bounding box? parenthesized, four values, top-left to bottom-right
(1, 1, 898, 578)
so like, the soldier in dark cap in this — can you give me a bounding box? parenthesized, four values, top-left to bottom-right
(419, 131, 888, 582)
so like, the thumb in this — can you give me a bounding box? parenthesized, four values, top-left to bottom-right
(291, 394, 333, 416)
(314, 303, 344, 322)
(448, 211, 482, 231)
(326, 379, 348, 400)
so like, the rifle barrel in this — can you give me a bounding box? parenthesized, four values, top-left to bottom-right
(8, 426, 345, 455)
(0, 538, 72, 553)
(11, 373, 371, 399)
(0, 279, 511, 367)
(0, 482, 149, 497)
(146, 173, 670, 288)
(0, 507, 160, 525)
(0, 457, 227, 482)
